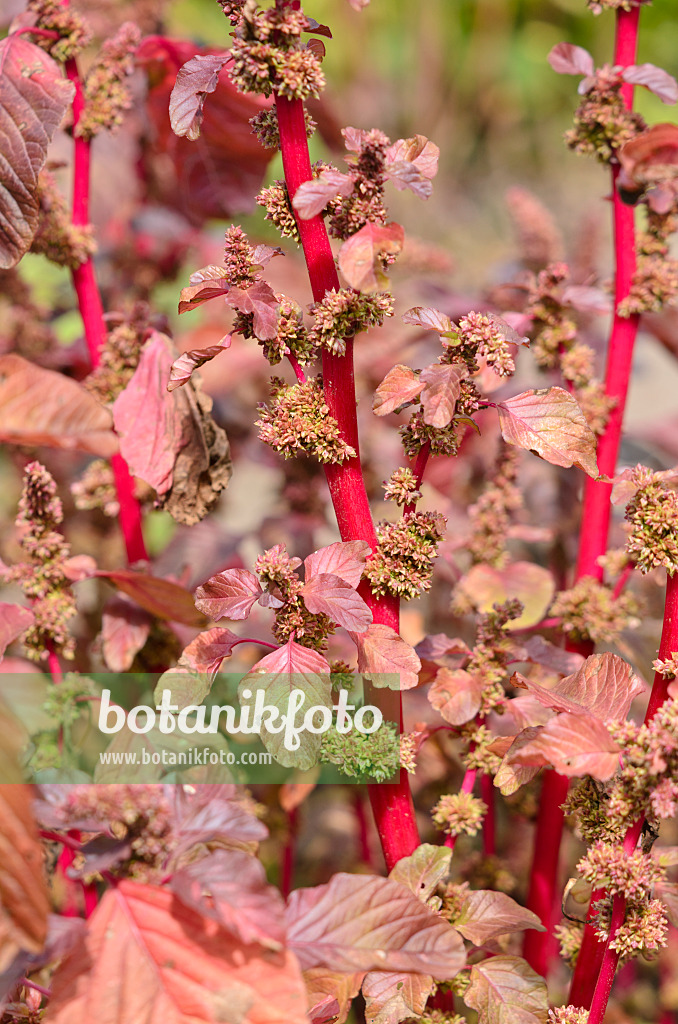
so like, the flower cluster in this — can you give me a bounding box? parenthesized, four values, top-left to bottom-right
(605, 697, 678, 827)
(255, 543, 335, 650)
(506, 186, 564, 271)
(27, 0, 91, 61)
(256, 179, 300, 242)
(549, 575, 640, 645)
(324, 129, 391, 240)
(260, 295, 313, 366)
(363, 511, 446, 600)
(30, 171, 95, 269)
(2, 463, 77, 661)
(462, 723, 504, 775)
(256, 377, 356, 465)
(624, 466, 678, 574)
(548, 1008, 589, 1024)
(250, 106, 316, 150)
(76, 23, 141, 139)
(85, 305, 153, 403)
(320, 720, 401, 782)
(383, 467, 422, 507)
(432, 792, 486, 837)
(588, 0, 651, 11)
(463, 600, 523, 716)
(71, 459, 120, 517)
(618, 248, 678, 317)
(577, 841, 663, 900)
(466, 446, 522, 568)
(565, 67, 646, 164)
(228, 3, 325, 101)
(308, 289, 394, 357)
(554, 920, 585, 969)
(593, 895, 668, 961)
(400, 411, 462, 458)
(524, 263, 577, 369)
(455, 312, 516, 376)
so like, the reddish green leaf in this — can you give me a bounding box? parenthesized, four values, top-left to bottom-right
(464, 955, 548, 1024)
(420, 363, 468, 427)
(373, 365, 423, 416)
(293, 170, 354, 220)
(452, 891, 545, 946)
(96, 570, 207, 627)
(511, 712, 621, 780)
(304, 540, 372, 589)
(47, 881, 308, 1024)
(169, 53, 230, 141)
(194, 569, 263, 621)
(363, 971, 432, 1024)
(428, 667, 485, 726)
(286, 873, 466, 977)
(0, 35, 75, 268)
(498, 387, 599, 478)
(301, 573, 372, 632)
(338, 222, 404, 293)
(385, 135, 440, 199)
(168, 338, 232, 392)
(356, 624, 421, 690)
(305, 969, 363, 1024)
(0, 355, 117, 457)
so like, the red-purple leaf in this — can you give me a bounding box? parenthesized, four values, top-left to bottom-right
(225, 280, 280, 341)
(494, 728, 544, 796)
(172, 849, 286, 949)
(0, 35, 75, 268)
(548, 42, 595, 78)
(304, 540, 372, 589)
(179, 626, 242, 674)
(511, 712, 621, 780)
(178, 265, 231, 314)
(251, 243, 284, 268)
(169, 53, 231, 141)
(0, 355, 117, 457)
(301, 573, 372, 632)
(167, 338, 231, 392)
(101, 596, 151, 673)
(286, 873, 466, 977)
(510, 636, 584, 677)
(452, 890, 545, 945)
(96, 570, 208, 627)
(292, 170, 354, 220)
(194, 568, 263, 621)
(373, 365, 423, 416)
(338, 222, 404, 293)
(0, 604, 35, 661)
(464, 955, 548, 1024)
(622, 64, 678, 104)
(355, 624, 421, 691)
(428, 667, 485, 726)
(402, 307, 455, 333)
(47, 881, 308, 1024)
(385, 135, 440, 198)
(562, 285, 612, 314)
(498, 387, 599, 478)
(420, 362, 468, 427)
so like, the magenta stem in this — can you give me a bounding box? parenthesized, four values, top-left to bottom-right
(480, 772, 495, 856)
(524, 4, 641, 980)
(274, 88, 420, 870)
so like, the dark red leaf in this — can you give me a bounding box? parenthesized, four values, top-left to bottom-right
(225, 280, 280, 341)
(420, 362, 468, 428)
(355, 624, 421, 691)
(194, 568, 263, 620)
(402, 307, 455, 333)
(169, 53, 231, 141)
(178, 266, 230, 314)
(548, 42, 595, 78)
(0, 35, 75, 267)
(168, 338, 232, 392)
(179, 626, 242, 674)
(96, 570, 208, 627)
(428, 667, 485, 726)
(304, 540, 372, 589)
(511, 712, 621, 780)
(101, 596, 152, 672)
(301, 573, 372, 632)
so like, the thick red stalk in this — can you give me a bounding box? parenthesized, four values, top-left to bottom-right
(274, 92, 419, 868)
(524, 5, 641, 979)
(65, 59, 147, 565)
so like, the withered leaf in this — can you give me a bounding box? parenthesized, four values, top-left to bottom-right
(167, 337, 232, 392)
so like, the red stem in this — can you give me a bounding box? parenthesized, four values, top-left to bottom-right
(444, 766, 477, 852)
(480, 772, 495, 857)
(404, 442, 431, 515)
(524, 5, 641, 979)
(274, 92, 420, 869)
(64, 58, 148, 566)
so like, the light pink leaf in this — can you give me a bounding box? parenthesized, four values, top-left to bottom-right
(562, 285, 612, 314)
(169, 53, 231, 141)
(338, 222, 404, 293)
(225, 280, 280, 341)
(453, 891, 545, 946)
(428, 668, 485, 726)
(167, 338, 231, 392)
(497, 387, 599, 478)
(301, 573, 372, 632)
(548, 42, 595, 78)
(61, 555, 98, 582)
(47, 881, 309, 1024)
(238, 640, 332, 769)
(96, 570, 207, 627)
(178, 266, 230, 314)
(194, 569, 263, 621)
(0, 35, 75, 268)
(385, 136, 440, 198)
(179, 626, 242, 674)
(356, 624, 421, 691)
(251, 243, 284, 268)
(0, 604, 35, 661)
(511, 636, 584, 677)
(622, 64, 678, 104)
(420, 363, 468, 428)
(101, 596, 151, 672)
(511, 713, 621, 780)
(373, 365, 423, 416)
(286, 873, 466, 977)
(292, 170, 354, 220)
(464, 955, 548, 1024)
(455, 562, 556, 631)
(384, 161, 433, 199)
(304, 540, 372, 589)
(402, 307, 455, 333)
(112, 332, 181, 495)
(515, 652, 645, 722)
(0, 355, 117, 457)
(172, 849, 286, 949)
